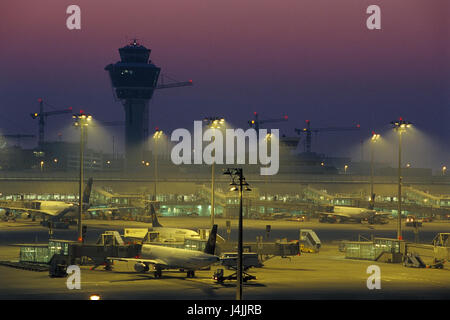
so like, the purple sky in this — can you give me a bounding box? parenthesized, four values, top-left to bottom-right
(0, 0, 448, 169)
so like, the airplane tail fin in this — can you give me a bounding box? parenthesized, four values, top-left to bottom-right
(204, 224, 218, 255)
(368, 193, 376, 210)
(149, 203, 163, 227)
(82, 177, 93, 204)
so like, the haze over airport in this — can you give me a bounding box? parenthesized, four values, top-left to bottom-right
(0, 0, 448, 170)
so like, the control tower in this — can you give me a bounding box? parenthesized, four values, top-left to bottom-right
(105, 40, 161, 169)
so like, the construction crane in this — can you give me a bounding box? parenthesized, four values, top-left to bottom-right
(155, 74, 193, 90)
(2, 134, 35, 147)
(248, 112, 289, 135)
(294, 120, 361, 153)
(89, 120, 125, 127)
(30, 98, 73, 147)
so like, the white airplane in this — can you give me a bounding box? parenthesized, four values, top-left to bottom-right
(270, 212, 292, 220)
(318, 205, 390, 224)
(148, 203, 201, 241)
(0, 178, 93, 224)
(108, 224, 220, 278)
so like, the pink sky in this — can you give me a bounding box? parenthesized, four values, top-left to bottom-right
(0, 0, 448, 167)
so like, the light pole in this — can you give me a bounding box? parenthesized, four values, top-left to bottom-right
(442, 166, 447, 176)
(153, 128, 163, 201)
(391, 118, 412, 240)
(204, 117, 225, 228)
(73, 111, 92, 242)
(370, 132, 380, 209)
(344, 164, 348, 174)
(224, 168, 251, 301)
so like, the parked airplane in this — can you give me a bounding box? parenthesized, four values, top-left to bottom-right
(270, 212, 292, 219)
(107, 224, 220, 278)
(0, 178, 93, 225)
(148, 203, 201, 241)
(318, 205, 390, 224)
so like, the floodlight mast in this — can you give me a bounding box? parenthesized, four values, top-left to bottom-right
(153, 128, 163, 200)
(223, 168, 251, 300)
(204, 117, 225, 228)
(391, 118, 412, 240)
(370, 132, 380, 210)
(73, 112, 92, 242)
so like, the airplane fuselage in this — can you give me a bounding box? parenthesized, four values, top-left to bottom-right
(141, 244, 219, 270)
(150, 227, 200, 242)
(319, 206, 376, 223)
(0, 200, 77, 216)
(334, 206, 375, 217)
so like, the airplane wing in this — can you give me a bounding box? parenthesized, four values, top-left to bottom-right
(87, 206, 138, 212)
(87, 207, 118, 212)
(0, 178, 93, 218)
(106, 257, 168, 268)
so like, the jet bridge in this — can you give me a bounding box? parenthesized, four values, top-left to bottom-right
(7, 232, 141, 276)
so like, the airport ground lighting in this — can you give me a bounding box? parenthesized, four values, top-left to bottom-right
(89, 294, 101, 300)
(223, 168, 251, 301)
(370, 132, 380, 209)
(204, 117, 225, 228)
(73, 111, 92, 242)
(153, 128, 163, 200)
(391, 118, 412, 240)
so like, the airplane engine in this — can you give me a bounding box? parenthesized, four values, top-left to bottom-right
(134, 263, 149, 272)
(21, 212, 31, 219)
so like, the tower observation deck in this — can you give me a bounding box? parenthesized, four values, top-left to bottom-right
(105, 40, 161, 169)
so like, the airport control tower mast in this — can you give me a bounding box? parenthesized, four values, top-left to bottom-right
(106, 40, 192, 169)
(105, 40, 161, 169)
